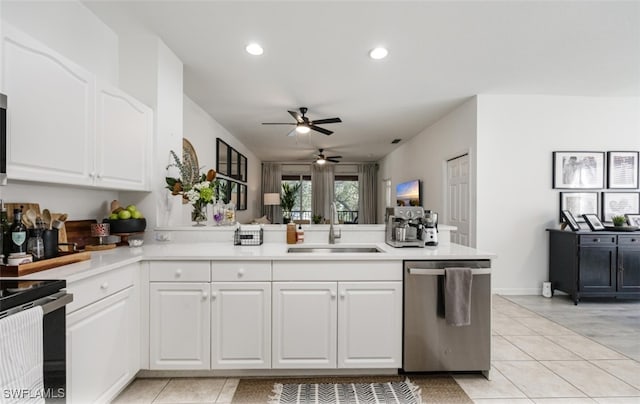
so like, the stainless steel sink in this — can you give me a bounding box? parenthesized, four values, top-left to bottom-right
(287, 246, 384, 253)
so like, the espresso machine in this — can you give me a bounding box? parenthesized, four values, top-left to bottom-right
(385, 206, 425, 248)
(423, 210, 438, 246)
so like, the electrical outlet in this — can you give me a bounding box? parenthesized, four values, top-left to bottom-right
(155, 232, 171, 242)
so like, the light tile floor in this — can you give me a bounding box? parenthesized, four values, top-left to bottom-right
(113, 294, 640, 403)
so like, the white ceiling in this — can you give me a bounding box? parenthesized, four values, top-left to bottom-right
(84, 1, 640, 163)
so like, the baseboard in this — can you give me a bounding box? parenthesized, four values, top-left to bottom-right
(136, 368, 398, 378)
(492, 288, 541, 295)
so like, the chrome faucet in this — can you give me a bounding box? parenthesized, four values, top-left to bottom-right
(329, 202, 341, 244)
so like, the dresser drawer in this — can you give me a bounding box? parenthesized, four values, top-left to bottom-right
(150, 261, 211, 282)
(66, 264, 135, 313)
(618, 235, 640, 246)
(579, 235, 616, 245)
(211, 260, 271, 281)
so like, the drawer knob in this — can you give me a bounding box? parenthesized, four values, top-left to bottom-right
(237, 268, 245, 277)
(100, 282, 109, 290)
(632, 239, 637, 242)
(211, 291, 217, 300)
(593, 239, 599, 242)
(202, 291, 208, 300)
(330, 291, 337, 299)
(175, 269, 182, 277)
(340, 291, 346, 299)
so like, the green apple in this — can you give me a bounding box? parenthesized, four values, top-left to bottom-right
(126, 204, 137, 213)
(108, 213, 119, 220)
(118, 209, 132, 220)
(131, 210, 143, 219)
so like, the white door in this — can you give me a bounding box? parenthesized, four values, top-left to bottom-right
(95, 80, 153, 191)
(66, 288, 134, 404)
(149, 283, 211, 370)
(272, 282, 337, 369)
(211, 282, 271, 369)
(337, 282, 402, 368)
(447, 154, 472, 246)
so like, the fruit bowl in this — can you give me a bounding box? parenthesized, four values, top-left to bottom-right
(102, 218, 146, 234)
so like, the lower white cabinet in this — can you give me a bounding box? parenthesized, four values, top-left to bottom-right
(66, 287, 137, 404)
(211, 282, 271, 369)
(149, 282, 211, 369)
(273, 281, 402, 369)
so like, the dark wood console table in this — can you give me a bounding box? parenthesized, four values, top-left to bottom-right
(547, 229, 640, 304)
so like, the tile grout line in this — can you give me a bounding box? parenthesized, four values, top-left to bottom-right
(150, 378, 172, 404)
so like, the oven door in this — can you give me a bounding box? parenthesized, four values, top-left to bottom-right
(42, 291, 72, 403)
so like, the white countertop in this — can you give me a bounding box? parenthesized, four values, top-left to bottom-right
(15, 241, 495, 283)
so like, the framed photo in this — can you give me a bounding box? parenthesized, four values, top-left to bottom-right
(553, 151, 605, 189)
(583, 214, 605, 231)
(559, 192, 599, 223)
(625, 214, 640, 227)
(607, 151, 639, 189)
(216, 138, 230, 177)
(602, 192, 640, 222)
(560, 210, 581, 231)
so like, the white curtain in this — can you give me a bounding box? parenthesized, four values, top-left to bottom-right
(358, 163, 378, 224)
(311, 164, 335, 222)
(261, 162, 282, 223)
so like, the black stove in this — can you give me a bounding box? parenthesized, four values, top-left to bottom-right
(0, 279, 66, 315)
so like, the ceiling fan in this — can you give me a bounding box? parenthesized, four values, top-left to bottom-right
(262, 107, 342, 136)
(314, 149, 342, 165)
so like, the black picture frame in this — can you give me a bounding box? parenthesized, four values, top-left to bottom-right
(559, 192, 599, 223)
(626, 214, 640, 227)
(216, 139, 230, 177)
(607, 151, 639, 189)
(216, 138, 248, 183)
(602, 192, 640, 222)
(582, 214, 605, 231)
(560, 210, 580, 231)
(553, 151, 605, 189)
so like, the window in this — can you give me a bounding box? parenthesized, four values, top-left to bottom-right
(334, 175, 359, 223)
(282, 175, 312, 220)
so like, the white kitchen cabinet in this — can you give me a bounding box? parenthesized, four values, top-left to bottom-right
(337, 282, 402, 368)
(2, 24, 152, 190)
(66, 287, 136, 404)
(149, 282, 211, 370)
(211, 282, 271, 369)
(272, 282, 337, 369)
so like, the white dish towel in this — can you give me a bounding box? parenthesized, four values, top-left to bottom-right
(0, 306, 45, 404)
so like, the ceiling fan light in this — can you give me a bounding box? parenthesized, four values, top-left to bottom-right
(245, 43, 264, 56)
(316, 158, 326, 165)
(369, 47, 388, 60)
(296, 125, 310, 134)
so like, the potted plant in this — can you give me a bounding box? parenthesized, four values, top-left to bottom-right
(280, 182, 300, 224)
(312, 214, 323, 224)
(612, 215, 627, 227)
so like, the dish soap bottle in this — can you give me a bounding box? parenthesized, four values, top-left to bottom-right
(296, 224, 304, 244)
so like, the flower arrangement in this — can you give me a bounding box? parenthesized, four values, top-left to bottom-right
(165, 150, 219, 225)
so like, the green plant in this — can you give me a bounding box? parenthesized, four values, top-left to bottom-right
(312, 214, 323, 224)
(280, 182, 301, 218)
(612, 215, 627, 226)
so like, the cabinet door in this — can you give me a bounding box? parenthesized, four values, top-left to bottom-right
(66, 287, 135, 404)
(579, 246, 616, 293)
(3, 24, 94, 186)
(338, 282, 402, 368)
(211, 282, 271, 369)
(95, 80, 152, 191)
(618, 248, 640, 292)
(149, 283, 210, 369)
(272, 282, 337, 369)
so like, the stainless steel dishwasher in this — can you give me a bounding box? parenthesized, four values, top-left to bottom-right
(403, 260, 491, 378)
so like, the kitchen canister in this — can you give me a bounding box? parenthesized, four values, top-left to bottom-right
(42, 228, 59, 259)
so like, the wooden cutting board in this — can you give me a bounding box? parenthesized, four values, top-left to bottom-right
(6, 203, 41, 221)
(65, 219, 98, 249)
(0, 251, 91, 277)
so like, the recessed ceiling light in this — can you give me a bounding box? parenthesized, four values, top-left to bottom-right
(245, 43, 264, 56)
(369, 47, 388, 60)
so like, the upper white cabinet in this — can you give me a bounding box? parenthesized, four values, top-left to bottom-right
(2, 25, 152, 191)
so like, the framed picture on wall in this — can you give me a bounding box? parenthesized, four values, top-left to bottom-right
(607, 151, 639, 189)
(559, 192, 599, 223)
(553, 151, 605, 189)
(216, 139, 230, 177)
(602, 192, 640, 222)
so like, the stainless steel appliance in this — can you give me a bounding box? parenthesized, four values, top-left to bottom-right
(0, 279, 73, 402)
(0, 93, 6, 185)
(385, 206, 425, 248)
(422, 210, 438, 246)
(403, 260, 491, 378)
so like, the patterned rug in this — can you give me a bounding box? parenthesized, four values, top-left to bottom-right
(269, 380, 421, 404)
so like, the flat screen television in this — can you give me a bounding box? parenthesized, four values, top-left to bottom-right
(396, 179, 421, 206)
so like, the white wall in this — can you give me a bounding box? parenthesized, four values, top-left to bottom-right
(183, 95, 261, 224)
(378, 97, 478, 241)
(0, 1, 120, 220)
(477, 95, 640, 294)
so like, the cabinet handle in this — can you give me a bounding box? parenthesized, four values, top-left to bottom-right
(632, 239, 637, 242)
(211, 291, 217, 300)
(89, 172, 96, 178)
(330, 291, 336, 299)
(96, 173, 102, 179)
(175, 269, 182, 277)
(593, 238, 599, 242)
(237, 268, 245, 277)
(340, 291, 346, 299)
(100, 282, 108, 290)
(202, 291, 208, 300)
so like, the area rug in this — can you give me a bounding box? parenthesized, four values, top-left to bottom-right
(231, 375, 472, 404)
(269, 379, 420, 404)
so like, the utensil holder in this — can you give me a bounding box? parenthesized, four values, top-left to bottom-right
(42, 229, 59, 259)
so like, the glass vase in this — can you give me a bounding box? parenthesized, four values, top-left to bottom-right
(191, 203, 208, 226)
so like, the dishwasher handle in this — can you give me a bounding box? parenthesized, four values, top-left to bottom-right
(407, 267, 491, 276)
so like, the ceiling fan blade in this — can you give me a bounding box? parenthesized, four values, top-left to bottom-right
(288, 110, 304, 123)
(262, 122, 296, 125)
(326, 155, 342, 159)
(311, 117, 342, 125)
(327, 158, 340, 163)
(309, 125, 333, 135)
(287, 128, 298, 137)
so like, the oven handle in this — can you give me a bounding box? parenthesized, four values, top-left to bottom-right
(42, 291, 73, 315)
(407, 267, 491, 276)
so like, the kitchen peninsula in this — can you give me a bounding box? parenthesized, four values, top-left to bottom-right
(16, 234, 495, 404)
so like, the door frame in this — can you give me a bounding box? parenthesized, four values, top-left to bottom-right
(442, 149, 476, 247)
